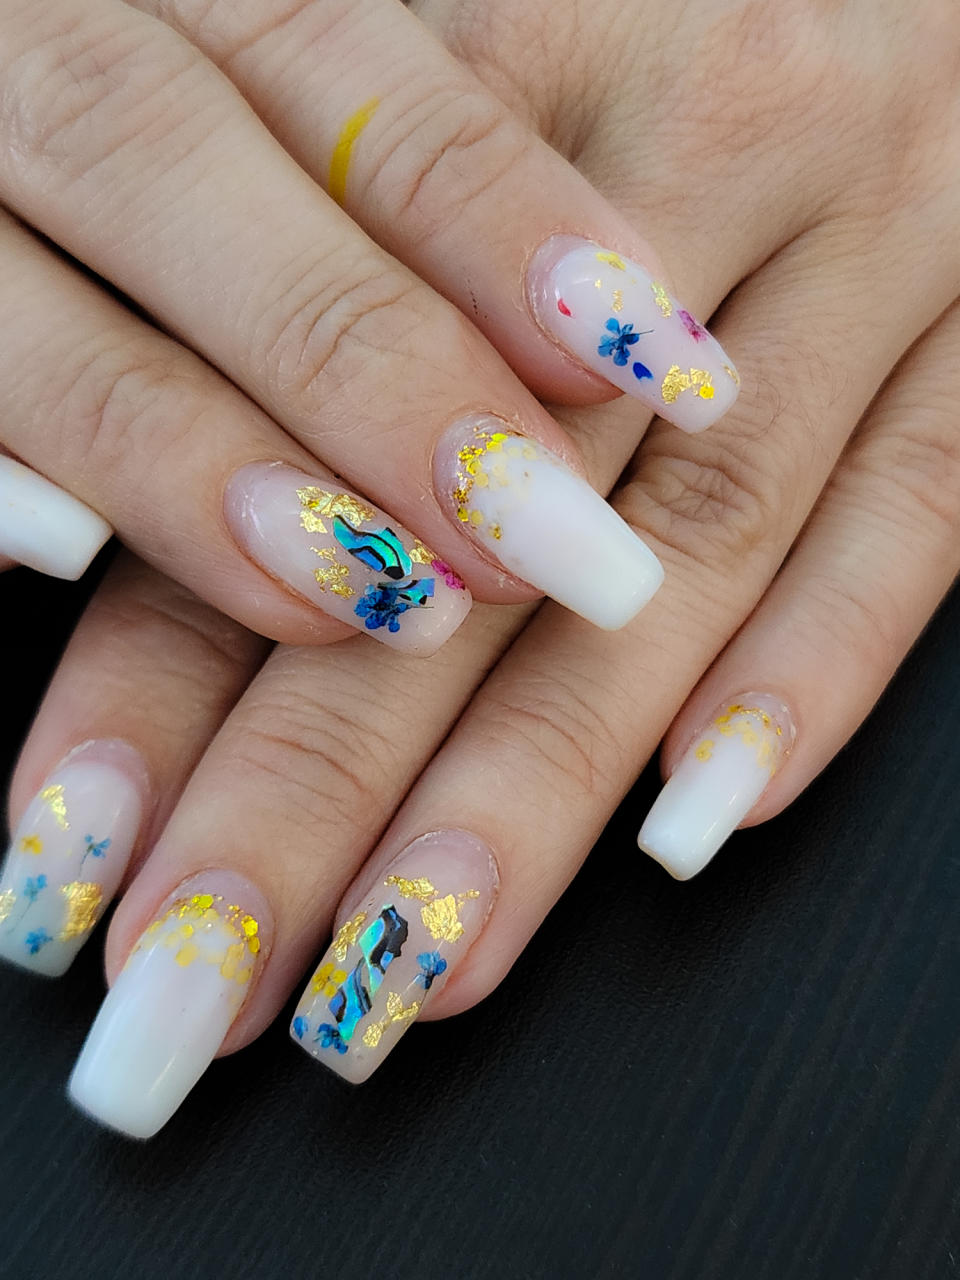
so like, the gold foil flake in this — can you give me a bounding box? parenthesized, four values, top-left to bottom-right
(0, 889, 15, 923)
(489, 523, 503, 540)
(332, 911, 368, 962)
(361, 992, 421, 1049)
(612, 289, 624, 313)
(362, 1022, 384, 1048)
(723, 364, 741, 386)
(695, 740, 714, 762)
(596, 251, 626, 271)
(408, 540, 437, 566)
(661, 366, 715, 404)
(58, 881, 103, 940)
(651, 282, 673, 317)
(384, 875, 437, 901)
(19, 834, 43, 855)
(454, 429, 513, 526)
(312, 559, 355, 598)
(421, 894, 465, 943)
(594, 278, 603, 289)
(297, 487, 375, 535)
(176, 941, 199, 967)
(711, 705, 781, 773)
(40, 785, 69, 830)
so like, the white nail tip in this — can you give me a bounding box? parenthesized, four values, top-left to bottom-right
(445, 425, 663, 628)
(0, 456, 111, 579)
(637, 698, 794, 880)
(68, 892, 262, 1139)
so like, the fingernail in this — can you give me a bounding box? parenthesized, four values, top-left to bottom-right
(68, 873, 268, 1139)
(0, 741, 145, 977)
(637, 695, 796, 880)
(434, 415, 663, 629)
(291, 830, 497, 1083)
(225, 462, 471, 656)
(527, 236, 740, 433)
(0, 456, 112, 579)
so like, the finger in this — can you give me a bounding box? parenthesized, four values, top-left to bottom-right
(0, 209, 471, 652)
(637, 301, 960, 878)
(0, 454, 111, 579)
(0, 0, 672, 630)
(64, 600, 520, 1136)
(139, 0, 740, 422)
(0, 552, 267, 975)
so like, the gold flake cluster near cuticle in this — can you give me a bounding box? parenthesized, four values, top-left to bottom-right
(40, 785, 69, 830)
(135, 893, 261, 987)
(58, 881, 103, 941)
(661, 365, 715, 404)
(296, 487, 375, 534)
(651, 281, 673, 317)
(694, 704, 785, 774)
(453, 428, 538, 542)
(332, 911, 368, 962)
(385, 875, 481, 943)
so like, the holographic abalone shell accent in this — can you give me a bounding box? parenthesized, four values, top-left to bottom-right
(324, 905, 409, 1047)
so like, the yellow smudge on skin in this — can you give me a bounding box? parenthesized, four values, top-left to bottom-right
(329, 98, 380, 205)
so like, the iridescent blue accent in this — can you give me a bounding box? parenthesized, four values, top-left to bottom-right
(292, 1015, 308, 1040)
(598, 318, 640, 366)
(322, 906, 409, 1051)
(23, 874, 47, 903)
(415, 951, 447, 990)
(332, 516, 412, 581)
(398, 579, 434, 608)
(316, 1024, 347, 1055)
(25, 928, 52, 955)
(632, 361, 653, 381)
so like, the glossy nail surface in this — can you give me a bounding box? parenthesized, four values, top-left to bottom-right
(435, 416, 663, 629)
(225, 462, 471, 655)
(291, 831, 497, 1083)
(528, 236, 740, 433)
(0, 742, 144, 977)
(0, 455, 111, 579)
(638, 696, 795, 880)
(68, 876, 265, 1139)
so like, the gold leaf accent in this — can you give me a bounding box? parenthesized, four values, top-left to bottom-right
(421, 894, 464, 943)
(651, 281, 673, 317)
(596, 251, 626, 271)
(661, 366, 714, 405)
(384, 875, 437, 902)
(297, 487, 375, 533)
(0, 889, 16, 924)
(612, 288, 624, 313)
(386, 991, 420, 1023)
(723, 363, 741, 386)
(408, 539, 437, 566)
(58, 881, 103, 940)
(41, 784, 69, 830)
(695, 739, 714, 762)
(19, 834, 43, 855)
(362, 1022, 384, 1048)
(312, 558, 355, 598)
(332, 911, 367, 962)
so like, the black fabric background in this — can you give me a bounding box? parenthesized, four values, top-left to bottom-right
(0, 556, 957, 1280)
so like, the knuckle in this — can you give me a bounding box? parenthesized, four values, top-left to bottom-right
(794, 571, 901, 674)
(862, 414, 960, 539)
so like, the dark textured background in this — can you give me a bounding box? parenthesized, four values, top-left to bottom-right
(0, 558, 957, 1280)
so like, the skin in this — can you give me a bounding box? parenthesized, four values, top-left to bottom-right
(4, 0, 960, 1066)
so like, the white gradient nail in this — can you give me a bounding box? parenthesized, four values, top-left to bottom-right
(0, 741, 144, 977)
(528, 236, 740, 433)
(68, 875, 266, 1139)
(638, 695, 796, 880)
(225, 462, 471, 655)
(291, 831, 497, 1084)
(0, 456, 112, 579)
(435, 416, 663, 629)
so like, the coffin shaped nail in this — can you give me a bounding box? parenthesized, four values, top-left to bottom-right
(0, 742, 144, 977)
(291, 831, 497, 1083)
(68, 876, 266, 1139)
(637, 695, 796, 880)
(435, 416, 663, 629)
(225, 462, 471, 656)
(528, 236, 740, 433)
(0, 456, 112, 580)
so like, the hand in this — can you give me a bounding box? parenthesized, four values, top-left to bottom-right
(1, 0, 958, 1135)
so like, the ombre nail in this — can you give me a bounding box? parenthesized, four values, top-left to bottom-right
(291, 831, 497, 1083)
(528, 236, 740, 433)
(637, 695, 796, 879)
(0, 741, 144, 977)
(225, 462, 471, 656)
(434, 415, 663, 629)
(68, 874, 267, 1139)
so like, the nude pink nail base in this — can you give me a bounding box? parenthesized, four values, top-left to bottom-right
(528, 236, 740, 433)
(225, 462, 471, 656)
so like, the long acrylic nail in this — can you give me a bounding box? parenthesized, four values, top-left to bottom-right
(0, 741, 144, 977)
(637, 695, 796, 880)
(0, 456, 112, 579)
(435, 415, 663, 629)
(225, 462, 471, 656)
(291, 831, 497, 1083)
(68, 874, 267, 1139)
(528, 236, 740, 433)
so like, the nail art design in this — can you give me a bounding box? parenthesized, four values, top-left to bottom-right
(637, 695, 796, 880)
(225, 462, 471, 656)
(68, 881, 265, 1139)
(528, 237, 739, 433)
(0, 743, 143, 977)
(435, 416, 663, 630)
(291, 831, 497, 1083)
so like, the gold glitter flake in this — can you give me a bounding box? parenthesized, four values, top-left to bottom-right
(596, 251, 627, 271)
(362, 1021, 384, 1048)
(421, 894, 465, 943)
(362, 993, 421, 1048)
(40, 784, 69, 830)
(297, 487, 376, 535)
(0, 889, 15, 923)
(408, 539, 437, 566)
(19, 834, 43, 855)
(695, 740, 714, 762)
(332, 911, 368, 962)
(58, 881, 103, 940)
(612, 289, 624, 313)
(384, 875, 437, 901)
(651, 282, 673, 317)
(711, 705, 782, 773)
(661, 366, 715, 404)
(312, 555, 355, 598)
(453, 429, 513, 532)
(723, 364, 741, 386)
